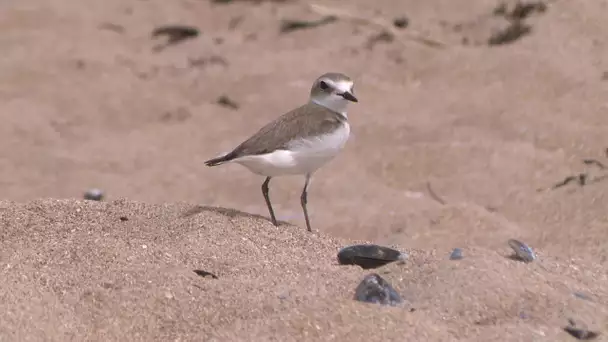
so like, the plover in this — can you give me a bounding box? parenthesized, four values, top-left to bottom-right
(204, 72, 358, 232)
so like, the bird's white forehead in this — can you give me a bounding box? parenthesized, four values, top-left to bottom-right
(329, 80, 353, 93)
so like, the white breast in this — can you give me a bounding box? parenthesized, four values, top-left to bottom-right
(287, 120, 350, 156)
(234, 121, 351, 177)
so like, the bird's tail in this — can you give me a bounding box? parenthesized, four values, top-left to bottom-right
(204, 151, 237, 167)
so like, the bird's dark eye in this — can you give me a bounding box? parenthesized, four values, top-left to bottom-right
(319, 81, 329, 90)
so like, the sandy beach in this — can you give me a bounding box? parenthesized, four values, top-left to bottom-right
(1, 0, 607, 340)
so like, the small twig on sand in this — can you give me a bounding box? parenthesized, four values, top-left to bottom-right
(426, 182, 446, 205)
(307, 3, 446, 48)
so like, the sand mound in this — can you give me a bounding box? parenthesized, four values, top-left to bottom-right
(0, 199, 605, 341)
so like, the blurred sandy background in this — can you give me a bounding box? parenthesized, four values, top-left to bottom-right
(1, 0, 607, 340)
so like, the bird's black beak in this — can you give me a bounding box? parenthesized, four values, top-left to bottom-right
(340, 91, 358, 103)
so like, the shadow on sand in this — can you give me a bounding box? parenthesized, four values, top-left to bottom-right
(180, 205, 290, 227)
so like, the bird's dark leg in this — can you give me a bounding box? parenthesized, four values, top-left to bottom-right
(262, 177, 278, 226)
(300, 174, 312, 232)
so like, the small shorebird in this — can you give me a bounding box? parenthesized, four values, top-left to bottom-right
(204, 72, 358, 232)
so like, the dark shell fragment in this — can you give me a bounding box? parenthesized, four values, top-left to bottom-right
(337, 244, 406, 269)
(353, 273, 403, 307)
(564, 326, 599, 340)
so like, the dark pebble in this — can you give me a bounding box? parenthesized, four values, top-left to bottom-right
(84, 188, 104, 201)
(353, 273, 402, 306)
(337, 244, 406, 269)
(216, 95, 240, 110)
(507, 239, 536, 262)
(393, 16, 409, 29)
(449, 248, 463, 260)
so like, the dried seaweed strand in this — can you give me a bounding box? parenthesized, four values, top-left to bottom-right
(426, 182, 447, 205)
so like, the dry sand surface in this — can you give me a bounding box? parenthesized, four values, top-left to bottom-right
(1, 0, 608, 340)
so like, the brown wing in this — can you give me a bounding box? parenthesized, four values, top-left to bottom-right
(229, 102, 346, 158)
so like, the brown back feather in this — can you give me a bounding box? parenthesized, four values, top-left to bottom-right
(229, 102, 347, 158)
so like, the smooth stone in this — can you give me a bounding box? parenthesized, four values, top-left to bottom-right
(353, 273, 403, 307)
(338, 244, 406, 269)
(449, 248, 463, 260)
(507, 239, 536, 262)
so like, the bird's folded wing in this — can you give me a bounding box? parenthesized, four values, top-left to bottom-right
(229, 103, 346, 158)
